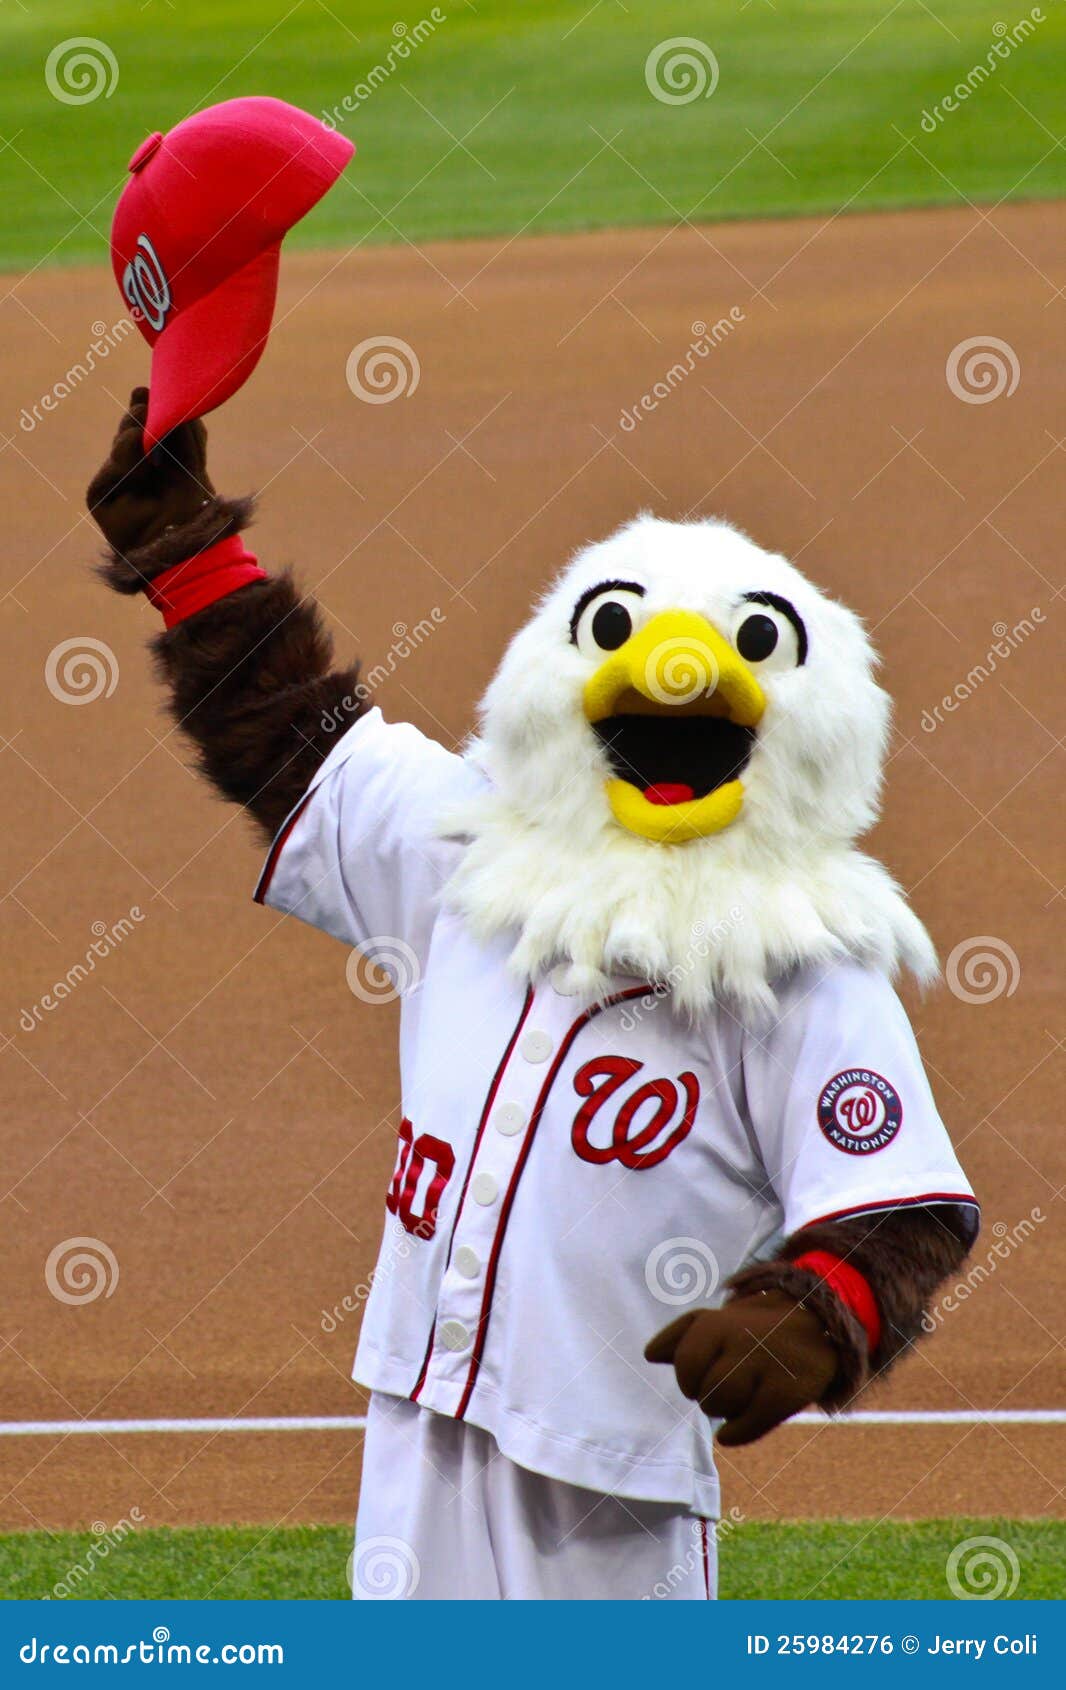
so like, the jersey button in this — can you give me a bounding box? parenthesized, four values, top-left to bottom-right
(471, 1172, 498, 1206)
(439, 1319, 470, 1351)
(494, 1103, 524, 1137)
(520, 1029, 552, 1063)
(454, 1246, 480, 1279)
(550, 963, 580, 996)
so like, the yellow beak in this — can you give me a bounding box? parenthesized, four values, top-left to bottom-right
(582, 610, 766, 844)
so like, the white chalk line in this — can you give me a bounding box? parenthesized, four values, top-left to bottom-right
(0, 1410, 1063, 1437)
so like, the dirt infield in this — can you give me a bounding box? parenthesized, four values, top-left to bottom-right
(0, 200, 1062, 1534)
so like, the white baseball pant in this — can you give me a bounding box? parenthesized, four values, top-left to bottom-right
(352, 1391, 715, 1600)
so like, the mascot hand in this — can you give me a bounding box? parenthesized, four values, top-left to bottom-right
(645, 1291, 839, 1446)
(87, 387, 215, 558)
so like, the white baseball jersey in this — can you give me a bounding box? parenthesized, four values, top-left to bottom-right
(256, 708, 978, 1515)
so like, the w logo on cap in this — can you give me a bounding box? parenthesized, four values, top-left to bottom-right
(122, 233, 172, 333)
(111, 98, 354, 444)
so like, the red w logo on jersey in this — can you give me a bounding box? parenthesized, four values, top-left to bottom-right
(570, 1056, 699, 1170)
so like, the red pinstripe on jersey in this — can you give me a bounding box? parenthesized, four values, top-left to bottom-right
(802, 1192, 978, 1228)
(454, 986, 649, 1420)
(408, 986, 535, 1405)
(253, 791, 316, 904)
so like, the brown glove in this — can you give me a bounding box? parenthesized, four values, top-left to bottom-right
(645, 1291, 840, 1446)
(86, 388, 251, 595)
(86, 388, 216, 554)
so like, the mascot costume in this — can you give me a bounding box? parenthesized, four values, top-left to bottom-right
(88, 100, 978, 1601)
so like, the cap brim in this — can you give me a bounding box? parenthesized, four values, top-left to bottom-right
(143, 244, 280, 448)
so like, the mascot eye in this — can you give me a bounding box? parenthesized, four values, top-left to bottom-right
(733, 598, 804, 673)
(736, 613, 778, 661)
(572, 586, 645, 659)
(592, 601, 632, 649)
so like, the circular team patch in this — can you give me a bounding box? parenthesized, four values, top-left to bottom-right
(817, 1069, 902, 1155)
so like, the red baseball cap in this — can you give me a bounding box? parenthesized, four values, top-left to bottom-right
(112, 97, 354, 447)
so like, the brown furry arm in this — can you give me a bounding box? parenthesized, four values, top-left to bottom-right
(727, 1203, 975, 1410)
(103, 498, 369, 841)
(89, 393, 369, 840)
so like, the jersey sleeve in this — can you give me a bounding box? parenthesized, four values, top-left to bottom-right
(253, 707, 483, 972)
(741, 961, 979, 1240)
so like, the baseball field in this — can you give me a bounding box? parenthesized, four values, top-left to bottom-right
(1, 0, 1063, 1600)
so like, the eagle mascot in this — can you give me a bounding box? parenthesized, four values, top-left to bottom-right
(87, 391, 978, 1600)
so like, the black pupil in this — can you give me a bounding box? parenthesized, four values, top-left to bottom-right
(736, 613, 778, 662)
(591, 600, 632, 650)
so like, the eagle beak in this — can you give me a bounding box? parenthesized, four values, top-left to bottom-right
(582, 610, 766, 844)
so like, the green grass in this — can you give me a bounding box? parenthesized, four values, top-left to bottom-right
(0, 1524, 349, 1602)
(3, 1, 1065, 271)
(1, 1519, 1062, 1600)
(719, 1520, 1065, 1601)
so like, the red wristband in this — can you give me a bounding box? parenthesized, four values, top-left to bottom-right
(792, 1249, 882, 1354)
(146, 534, 267, 628)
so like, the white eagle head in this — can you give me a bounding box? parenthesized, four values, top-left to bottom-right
(444, 514, 936, 1017)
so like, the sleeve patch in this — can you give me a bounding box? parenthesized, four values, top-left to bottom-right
(817, 1069, 903, 1155)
